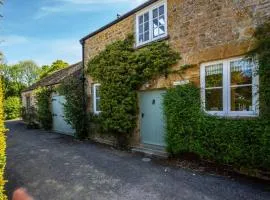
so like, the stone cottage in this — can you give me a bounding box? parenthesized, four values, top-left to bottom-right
(80, 0, 270, 152)
(21, 62, 82, 135)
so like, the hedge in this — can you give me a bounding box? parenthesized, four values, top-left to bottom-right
(4, 96, 21, 120)
(0, 78, 7, 199)
(163, 84, 270, 170)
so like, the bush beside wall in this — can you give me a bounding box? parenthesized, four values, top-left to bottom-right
(35, 87, 52, 130)
(4, 96, 21, 120)
(0, 79, 7, 199)
(163, 84, 270, 171)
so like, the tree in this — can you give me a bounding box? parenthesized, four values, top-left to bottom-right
(17, 60, 40, 87)
(39, 60, 69, 79)
(0, 60, 40, 98)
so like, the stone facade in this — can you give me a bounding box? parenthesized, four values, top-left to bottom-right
(82, 0, 270, 146)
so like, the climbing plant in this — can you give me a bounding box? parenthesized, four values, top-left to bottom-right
(87, 35, 180, 144)
(35, 87, 52, 130)
(58, 76, 87, 139)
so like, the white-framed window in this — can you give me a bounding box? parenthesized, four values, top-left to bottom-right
(200, 57, 259, 117)
(93, 83, 101, 114)
(136, 0, 167, 46)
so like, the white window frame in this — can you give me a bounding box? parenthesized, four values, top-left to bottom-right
(200, 56, 259, 117)
(135, 0, 168, 47)
(93, 83, 101, 115)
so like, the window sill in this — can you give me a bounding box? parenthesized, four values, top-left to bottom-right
(205, 111, 259, 119)
(135, 35, 170, 49)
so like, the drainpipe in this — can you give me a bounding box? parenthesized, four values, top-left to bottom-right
(81, 40, 88, 139)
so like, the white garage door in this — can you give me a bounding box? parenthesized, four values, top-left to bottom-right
(52, 95, 75, 136)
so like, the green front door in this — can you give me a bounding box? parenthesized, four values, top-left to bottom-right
(139, 90, 166, 146)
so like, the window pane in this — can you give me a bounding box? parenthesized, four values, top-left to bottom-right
(144, 22, 149, 31)
(144, 31, 149, 41)
(139, 15, 143, 24)
(96, 99, 101, 112)
(159, 5, 164, 15)
(153, 18, 158, 29)
(206, 89, 223, 111)
(205, 64, 223, 88)
(231, 86, 253, 111)
(159, 15, 165, 26)
(153, 8, 158, 18)
(139, 25, 143, 34)
(153, 28, 159, 37)
(144, 13, 149, 22)
(96, 86, 100, 98)
(230, 60, 252, 86)
(159, 25, 165, 35)
(139, 34, 143, 42)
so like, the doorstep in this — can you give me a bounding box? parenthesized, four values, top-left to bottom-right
(132, 143, 169, 159)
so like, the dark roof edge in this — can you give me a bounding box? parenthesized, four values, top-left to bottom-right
(22, 61, 82, 93)
(80, 0, 158, 44)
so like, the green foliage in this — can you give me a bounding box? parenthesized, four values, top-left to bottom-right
(0, 78, 7, 200)
(58, 76, 86, 139)
(250, 22, 270, 118)
(39, 60, 69, 79)
(0, 64, 26, 98)
(164, 84, 270, 170)
(87, 35, 179, 141)
(3, 96, 21, 120)
(17, 60, 40, 87)
(35, 87, 52, 130)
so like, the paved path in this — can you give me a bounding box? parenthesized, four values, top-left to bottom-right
(5, 120, 270, 200)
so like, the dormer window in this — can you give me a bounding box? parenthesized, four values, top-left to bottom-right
(136, 1, 167, 46)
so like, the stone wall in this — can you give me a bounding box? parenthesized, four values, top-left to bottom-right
(83, 0, 270, 146)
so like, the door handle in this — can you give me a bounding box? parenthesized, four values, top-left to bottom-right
(141, 113, 144, 118)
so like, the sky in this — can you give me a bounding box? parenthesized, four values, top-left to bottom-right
(0, 0, 147, 66)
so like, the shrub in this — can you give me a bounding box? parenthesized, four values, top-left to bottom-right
(22, 107, 39, 129)
(35, 87, 52, 130)
(164, 84, 270, 170)
(4, 96, 21, 120)
(0, 79, 7, 199)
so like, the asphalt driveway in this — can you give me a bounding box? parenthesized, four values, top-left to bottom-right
(5, 120, 270, 200)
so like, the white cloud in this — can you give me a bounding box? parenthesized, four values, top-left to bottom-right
(57, 0, 147, 5)
(1, 35, 81, 66)
(35, 0, 148, 19)
(0, 35, 29, 47)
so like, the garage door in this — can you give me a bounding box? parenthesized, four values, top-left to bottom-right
(139, 90, 166, 146)
(52, 95, 75, 136)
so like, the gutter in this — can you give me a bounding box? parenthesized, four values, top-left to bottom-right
(81, 41, 88, 138)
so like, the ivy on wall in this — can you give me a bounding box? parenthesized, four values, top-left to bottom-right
(163, 22, 270, 172)
(87, 35, 180, 144)
(35, 87, 52, 130)
(58, 76, 87, 139)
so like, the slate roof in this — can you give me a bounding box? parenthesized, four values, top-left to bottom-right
(22, 62, 83, 93)
(80, 0, 159, 43)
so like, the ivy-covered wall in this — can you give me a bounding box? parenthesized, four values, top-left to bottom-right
(163, 23, 270, 173)
(87, 36, 179, 146)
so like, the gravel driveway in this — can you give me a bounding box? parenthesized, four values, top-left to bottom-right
(5, 120, 270, 200)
